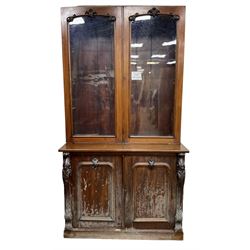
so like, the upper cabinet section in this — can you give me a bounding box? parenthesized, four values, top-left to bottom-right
(123, 6, 185, 144)
(61, 7, 122, 143)
(61, 6, 185, 144)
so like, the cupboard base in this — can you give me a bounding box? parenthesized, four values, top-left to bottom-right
(64, 229, 183, 240)
(60, 145, 188, 241)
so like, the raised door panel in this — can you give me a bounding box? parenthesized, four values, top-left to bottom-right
(71, 155, 122, 228)
(124, 155, 176, 230)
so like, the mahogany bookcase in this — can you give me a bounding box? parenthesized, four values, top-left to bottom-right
(59, 5, 189, 240)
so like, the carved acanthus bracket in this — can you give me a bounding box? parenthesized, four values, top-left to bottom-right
(63, 152, 72, 184)
(62, 152, 72, 230)
(177, 153, 185, 181)
(175, 153, 186, 233)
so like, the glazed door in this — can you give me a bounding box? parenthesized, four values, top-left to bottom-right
(71, 155, 122, 229)
(61, 6, 122, 143)
(124, 155, 176, 230)
(123, 6, 185, 144)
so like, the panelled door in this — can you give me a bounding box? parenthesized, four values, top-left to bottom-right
(71, 154, 177, 230)
(124, 155, 177, 230)
(71, 155, 123, 229)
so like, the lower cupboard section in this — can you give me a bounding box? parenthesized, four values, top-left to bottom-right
(62, 153, 186, 239)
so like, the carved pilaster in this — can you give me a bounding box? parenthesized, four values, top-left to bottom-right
(175, 153, 186, 232)
(62, 152, 72, 230)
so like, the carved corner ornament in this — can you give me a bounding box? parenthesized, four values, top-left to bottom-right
(148, 159, 155, 169)
(67, 14, 76, 22)
(62, 152, 72, 230)
(175, 153, 186, 233)
(91, 157, 99, 169)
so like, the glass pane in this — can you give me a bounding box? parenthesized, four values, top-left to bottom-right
(69, 16, 115, 136)
(130, 15, 177, 136)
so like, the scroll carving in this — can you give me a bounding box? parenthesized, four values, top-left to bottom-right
(67, 9, 116, 23)
(62, 152, 72, 230)
(147, 7, 160, 16)
(175, 153, 185, 232)
(129, 7, 179, 22)
(85, 8, 97, 17)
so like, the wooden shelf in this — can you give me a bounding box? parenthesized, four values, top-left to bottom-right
(59, 142, 189, 153)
